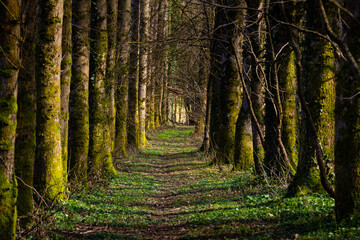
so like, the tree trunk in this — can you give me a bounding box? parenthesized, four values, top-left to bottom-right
(89, 0, 116, 178)
(209, 0, 245, 165)
(334, 0, 360, 221)
(146, 1, 156, 130)
(34, 0, 64, 202)
(281, 51, 298, 170)
(200, 76, 212, 152)
(139, 0, 150, 148)
(194, 3, 210, 135)
(263, 0, 296, 177)
(147, 77, 156, 129)
(245, 0, 265, 175)
(69, 0, 90, 183)
(161, 0, 169, 125)
(286, 0, 335, 197)
(15, 0, 37, 226)
(0, 0, 20, 238)
(61, 0, 72, 184)
(234, 90, 254, 171)
(106, 0, 118, 155)
(115, 0, 131, 158)
(127, 0, 140, 151)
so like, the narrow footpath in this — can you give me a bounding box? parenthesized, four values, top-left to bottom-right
(51, 126, 335, 240)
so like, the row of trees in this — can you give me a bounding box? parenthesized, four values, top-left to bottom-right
(1, 0, 360, 238)
(0, 0, 189, 238)
(203, 0, 360, 223)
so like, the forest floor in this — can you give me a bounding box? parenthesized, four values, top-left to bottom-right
(29, 126, 360, 239)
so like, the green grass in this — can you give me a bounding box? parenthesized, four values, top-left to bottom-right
(27, 125, 360, 239)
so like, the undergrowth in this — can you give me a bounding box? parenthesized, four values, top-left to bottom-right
(23, 126, 360, 239)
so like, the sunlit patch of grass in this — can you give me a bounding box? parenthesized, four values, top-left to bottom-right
(52, 172, 161, 233)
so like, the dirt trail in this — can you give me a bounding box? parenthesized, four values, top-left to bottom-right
(120, 126, 204, 239)
(55, 126, 295, 240)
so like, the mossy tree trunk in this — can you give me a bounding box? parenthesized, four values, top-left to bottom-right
(231, 1, 252, 171)
(0, 0, 20, 238)
(334, 0, 360, 221)
(15, 0, 37, 226)
(172, 95, 177, 122)
(287, 1, 335, 197)
(128, 0, 140, 151)
(161, 0, 169, 125)
(209, 0, 245, 165)
(234, 90, 254, 171)
(34, 0, 64, 202)
(146, 1, 156, 130)
(154, 0, 167, 127)
(115, 0, 131, 158)
(157, 76, 164, 125)
(280, 50, 298, 170)
(146, 49, 155, 130)
(89, 0, 116, 178)
(154, 65, 163, 127)
(69, 0, 90, 183)
(178, 98, 182, 123)
(139, 0, 150, 148)
(147, 84, 156, 129)
(245, 0, 266, 175)
(263, 0, 296, 177)
(106, 0, 118, 154)
(61, 0, 72, 184)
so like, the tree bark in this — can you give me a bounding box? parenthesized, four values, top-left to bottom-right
(209, 0, 245, 165)
(334, 0, 360, 221)
(61, 0, 72, 184)
(263, 0, 296, 177)
(287, 0, 335, 197)
(34, 0, 64, 202)
(89, 0, 117, 178)
(139, 0, 150, 148)
(69, 0, 90, 183)
(127, 0, 140, 150)
(234, 90, 254, 171)
(245, 0, 266, 175)
(15, 0, 37, 226)
(106, 0, 118, 155)
(115, 0, 132, 158)
(0, 0, 20, 238)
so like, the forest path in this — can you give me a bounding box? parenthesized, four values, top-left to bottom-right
(51, 126, 333, 239)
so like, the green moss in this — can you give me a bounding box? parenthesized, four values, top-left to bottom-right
(234, 132, 254, 171)
(15, 83, 36, 225)
(115, 77, 128, 158)
(288, 12, 335, 197)
(61, 58, 72, 68)
(88, 0, 116, 178)
(0, 67, 16, 78)
(234, 98, 253, 171)
(68, 85, 89, 183)
(0, 96, 18, 150)
(139, 95, 147, 149)
(0, 173, 17, 240)
(281, 51, 298, 168)
(318, 42, 335, 171)
(34, 0, 65, 201)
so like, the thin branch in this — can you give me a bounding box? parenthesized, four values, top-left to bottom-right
(317, 0, 360, 82)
